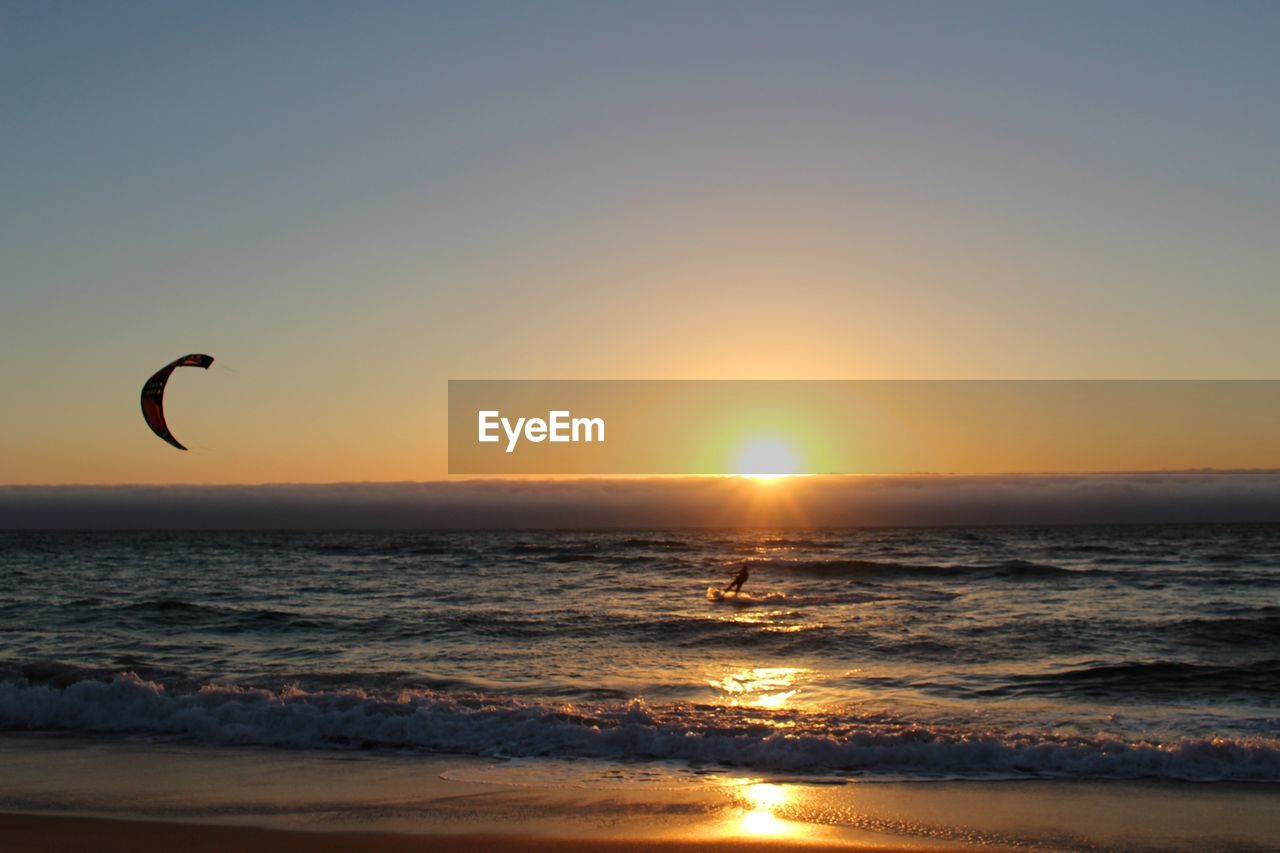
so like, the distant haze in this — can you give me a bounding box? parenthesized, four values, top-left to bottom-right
(3, 472, 1278, 529)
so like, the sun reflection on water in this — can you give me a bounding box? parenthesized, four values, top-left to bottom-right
(740, 807, 789, 835)
(710, 609, 826, 636)
(709, 666, 808, 710)
(723, 781, 809, 839)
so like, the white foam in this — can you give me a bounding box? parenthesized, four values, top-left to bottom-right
(706, 587, 789, 606)
(4, 673, 1280, 781)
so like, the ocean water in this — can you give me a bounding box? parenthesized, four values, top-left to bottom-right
(2, 525, 1279, 782)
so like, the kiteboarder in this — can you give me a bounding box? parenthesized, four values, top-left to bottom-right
(723, 561, 750, 595)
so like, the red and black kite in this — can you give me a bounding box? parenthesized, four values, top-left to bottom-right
(140, 354, 214, 450)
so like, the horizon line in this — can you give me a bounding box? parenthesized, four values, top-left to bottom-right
(6, 467, 1280, 490)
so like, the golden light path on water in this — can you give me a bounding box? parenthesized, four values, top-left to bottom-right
(708, 666, 808, 710)
(703, 666, 823, 839)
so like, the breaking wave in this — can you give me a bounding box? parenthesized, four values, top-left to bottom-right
(3, 670, 1280, 782)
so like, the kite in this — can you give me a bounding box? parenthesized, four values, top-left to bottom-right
(140, 353, 214, 450)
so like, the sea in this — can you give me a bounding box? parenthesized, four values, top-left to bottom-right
(2, 524, 1279, 783)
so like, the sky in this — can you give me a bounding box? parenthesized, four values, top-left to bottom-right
(3, 1, 1279, 485)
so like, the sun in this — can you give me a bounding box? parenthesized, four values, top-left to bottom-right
(736, 439, 798, 479)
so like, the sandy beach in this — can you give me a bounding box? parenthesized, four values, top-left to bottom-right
(3, 734, 1278, 851)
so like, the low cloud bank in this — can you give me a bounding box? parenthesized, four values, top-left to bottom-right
(2, 472, 1279, 529)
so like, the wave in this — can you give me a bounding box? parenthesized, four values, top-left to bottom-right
(507, 544, 601, 562)
(615, 538, 692, 550)
(3, 671, 1279, 781)
(756, 557, 1082, 579)
(309, 541, 452, 557)
(57, 596, 845, 646)
(978, 659, 1280, 701)
(733, 537, 838, 551)
(1165, 614, 1280, 650)
(107, 599, 363, 633)
(123, 598, 207, 613)
(508, 538, 692, 558)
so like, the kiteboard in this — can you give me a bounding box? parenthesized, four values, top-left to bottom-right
(706, 587, 787, 605)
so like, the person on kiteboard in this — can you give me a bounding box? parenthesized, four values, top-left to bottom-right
(723, 561, 750, 594)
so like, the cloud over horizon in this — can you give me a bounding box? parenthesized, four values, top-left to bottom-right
(2, 472, 1279, 529)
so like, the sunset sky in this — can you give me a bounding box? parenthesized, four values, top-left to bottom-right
(3, 1, 1278, 484)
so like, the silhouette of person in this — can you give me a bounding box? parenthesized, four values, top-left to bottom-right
(724, 561, 750, 594)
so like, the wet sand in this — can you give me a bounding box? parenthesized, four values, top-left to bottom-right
(0, 814, 927, 853)
(2, 734, 1278, 851)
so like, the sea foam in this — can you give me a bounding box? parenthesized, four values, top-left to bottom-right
(4, 671, 1279, 782)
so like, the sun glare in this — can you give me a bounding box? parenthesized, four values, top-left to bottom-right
(721, 781, 806, 840)
(736, 439, 798, 479)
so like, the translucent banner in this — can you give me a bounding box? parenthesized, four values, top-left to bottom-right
(447, 380, 1280, 476)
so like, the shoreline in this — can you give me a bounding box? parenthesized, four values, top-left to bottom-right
(3, 734, 1279, 851)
